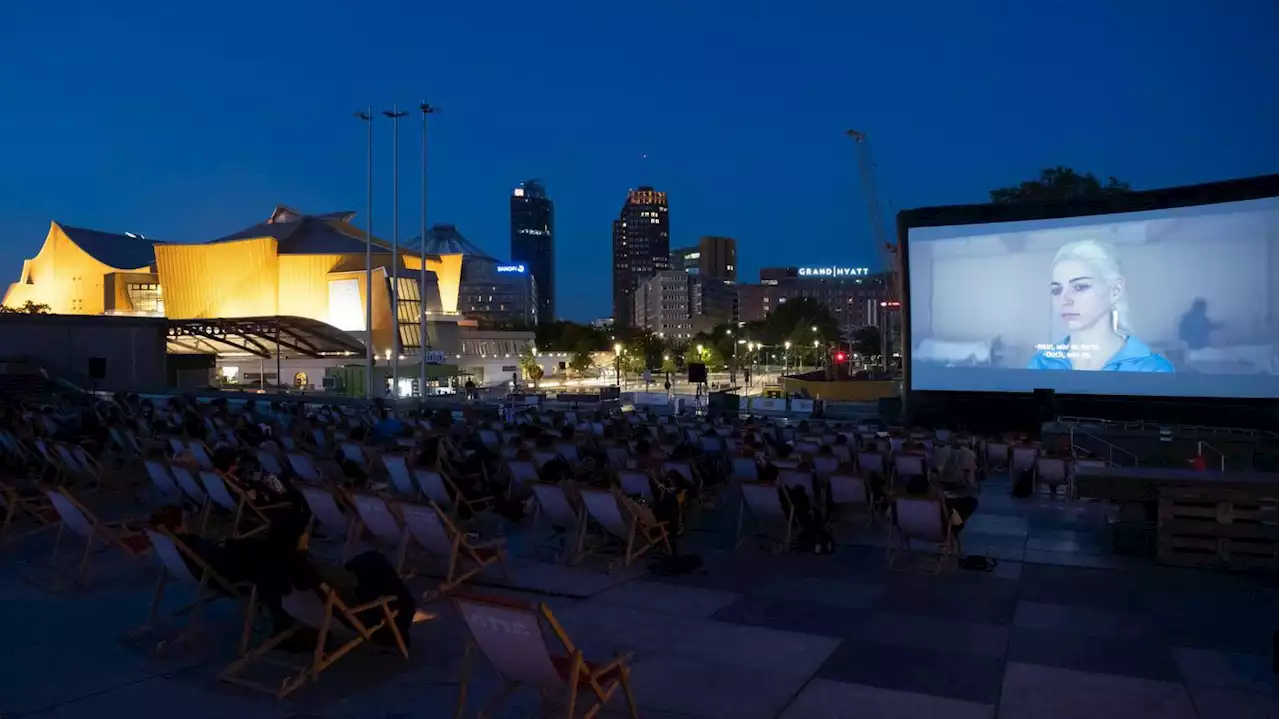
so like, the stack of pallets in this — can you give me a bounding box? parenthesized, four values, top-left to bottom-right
(1157, 487, 1278, 571)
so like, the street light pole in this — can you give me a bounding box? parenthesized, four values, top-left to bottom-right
(418, 102, 437, 400)
(383, 105, 408, 398)
(355, 109, 374, 399)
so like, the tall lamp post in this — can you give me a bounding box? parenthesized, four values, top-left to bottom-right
(383, 106, 408, 398)
(784, 340, 791, 374)
(613, 343, 623, 387)
(418, 102, 437, 400)
(354, 108, 375, 399)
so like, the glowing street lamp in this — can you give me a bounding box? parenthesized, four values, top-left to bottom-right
(613, 343, 623, 387)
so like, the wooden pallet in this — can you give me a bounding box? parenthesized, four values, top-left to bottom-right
(1157, 488, 1278, 571)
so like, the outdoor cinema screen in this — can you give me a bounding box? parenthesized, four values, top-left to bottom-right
(906, 193, 1278, 399)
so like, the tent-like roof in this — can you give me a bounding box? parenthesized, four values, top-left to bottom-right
(207, 205, 384, 255)
(59, 224, 157, 269)
(415, 223, 497, 261)
(166, 316, 366, 359)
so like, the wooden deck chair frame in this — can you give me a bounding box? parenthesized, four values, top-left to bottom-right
(735, 480, 798, 554)
(886, 495, 960, 575)
(453, 592, 639, 719)
(219, 583, 409, 699)
(0, 479, 58, 547)
(399, 501, 508, 601)
(579, 487, 671, 570)
(199, 470, 286, 539)
(43, 487, 151, 588)
(129, 528, 260, 656)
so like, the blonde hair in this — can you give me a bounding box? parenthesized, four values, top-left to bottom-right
(1052, 239, 1130, 336)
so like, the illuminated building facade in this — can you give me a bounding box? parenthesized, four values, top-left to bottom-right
(633, 270, 736, 339)
(427, 223, 538, 328)
(509, 180, 555, 321)
(738, 266, 890, 335)
(3, 206, 467, 358)
(611, 186, 670, 327)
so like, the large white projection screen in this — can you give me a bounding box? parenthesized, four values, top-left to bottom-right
(907, 197, 1278, 398)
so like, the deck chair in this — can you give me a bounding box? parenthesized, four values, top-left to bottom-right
(888, 496, 959, 574)
(397, 500, 507, 600)
(508, 460, 540, 487)
(1036, 457, 1068, 495)
(220, 583, 410, 699)
(579, 487, 670, 569)
(1011, 445, 1039, 475)
(144, 460, 184, 505)
(43, 487, 151, 587)
(298, 484, 358, 558)
(984, 442, 1009, 471)
(892, 454, 926, 492)
(288, 453, 324, 483)
(730, 456, 759, 482)
(381, 455, 419, 497)
(199, 470, 278, 539)
(531, 482, 587, 564)
(604, 445, 632, 470)
(812, 455, 839, 478)
(857, 451, 885, 479)
(256, 450, 285, 477)
(0, 480, 58, 546)
(133, 528, 259, 655)
(349, 492, 411, 573)
(779, 469, 817, 503)
(735, 481, 796, 553)
(829, 474, 875, 525)
(616, 470, 654, 503)
(169, 464, 211, 517)
(453, 593, 639, 719)
(427, 469, 492, 519)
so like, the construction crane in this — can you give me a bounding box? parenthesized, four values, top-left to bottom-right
(845, 129, 901, 369)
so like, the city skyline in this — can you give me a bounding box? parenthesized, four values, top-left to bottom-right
(0, 3, 1273, 322)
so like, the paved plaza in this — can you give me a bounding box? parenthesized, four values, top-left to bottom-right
(2, 474, 1275, 719)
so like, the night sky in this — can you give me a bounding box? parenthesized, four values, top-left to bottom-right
(1, 1, 1275, 321)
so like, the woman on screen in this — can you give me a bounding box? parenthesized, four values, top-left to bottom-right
(1027, 239, 1173, 373)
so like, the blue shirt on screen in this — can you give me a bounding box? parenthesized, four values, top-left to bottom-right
(1027, 336, 1175, 373)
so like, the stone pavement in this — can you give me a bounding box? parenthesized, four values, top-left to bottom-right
(1, 477, 1275, 718)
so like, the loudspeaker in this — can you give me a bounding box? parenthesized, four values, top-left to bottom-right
(1033, 388, 1056, 422)
(687, 362, 707, 384)
(88, 357, 107, 380)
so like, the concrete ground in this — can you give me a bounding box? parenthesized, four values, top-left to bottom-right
(1, 475, 1275, 718)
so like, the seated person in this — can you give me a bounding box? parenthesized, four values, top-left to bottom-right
(900, 473, 978, 533)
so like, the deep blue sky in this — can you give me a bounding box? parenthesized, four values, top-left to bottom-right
(1, 1, 1275, 321)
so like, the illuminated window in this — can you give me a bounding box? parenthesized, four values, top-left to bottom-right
(127, 283, 164, 314)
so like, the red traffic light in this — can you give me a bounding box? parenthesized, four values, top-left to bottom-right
(834, 351, 847, 363)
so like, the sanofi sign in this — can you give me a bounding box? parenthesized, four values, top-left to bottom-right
(496, 264, 526, 274)
(797, 266, 870, 278)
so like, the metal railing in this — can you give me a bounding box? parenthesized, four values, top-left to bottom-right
(1057, 415, 1278, 441)
(1069, 426, 1139, 467)
(1196, 440, 1227, 471)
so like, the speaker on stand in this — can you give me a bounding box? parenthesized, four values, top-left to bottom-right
(688, 363, 707, 414)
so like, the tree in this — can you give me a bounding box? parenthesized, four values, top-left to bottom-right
(535, 321, 610, 352)
(568, 349, 595, 377)
(852, 325, 881, 358)
(518, 346, 542, 386)
(0, 301, 51, 314)
(990, 166, 1131, 205)
(760, 297, 842, 347)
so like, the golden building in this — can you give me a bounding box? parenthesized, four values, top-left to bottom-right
(3, 206, 465, 359)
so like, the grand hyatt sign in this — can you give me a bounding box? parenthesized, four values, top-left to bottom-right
(797, 266, 870, 278)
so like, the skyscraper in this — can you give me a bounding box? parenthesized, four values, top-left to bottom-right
(509, 180, 555, 322)
(696, 236, 737, 281)
(611, 186, 670, 326)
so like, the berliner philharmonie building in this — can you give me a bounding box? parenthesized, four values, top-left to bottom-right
(2, 205, 541, 396)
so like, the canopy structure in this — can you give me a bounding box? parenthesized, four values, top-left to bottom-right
(166, 316, 366, 359)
